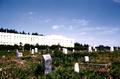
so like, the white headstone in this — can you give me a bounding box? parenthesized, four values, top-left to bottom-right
(74, 63, 79, 73)
(88, 46, 92, 52)
(63, 48, 68, 54)
(31, 49, 35, 54)
(8, 50, 10, 52)
(59, 47, 61, 51)
(95, 48, 97, 52)
(35, 48, 38, 53)
(110, 46, 114, 52)
(85, 56, 89, 62)
(93, 46, 97, 52)
(73, 49, 75, 52)
(42, 54, 52, 74)
(2, 55, 5, 58)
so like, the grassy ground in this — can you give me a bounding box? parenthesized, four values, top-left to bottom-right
(0, 50, 120, 79)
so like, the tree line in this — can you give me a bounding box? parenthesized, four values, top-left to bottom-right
(0, 42, 119, 52)
(0, 28, 43, 36)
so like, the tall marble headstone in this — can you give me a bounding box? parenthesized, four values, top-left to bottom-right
(74, 63, 79, 73)
(63, 48, 68, 54)
(42, 54, 52, 74)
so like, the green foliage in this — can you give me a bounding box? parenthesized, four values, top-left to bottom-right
(74, 42, 88, 51)
(110, 62, 120, 78)
(49, 45, 61, 50)
(11, 67, 28, 78)
(24, 44, 31, 50)
(34, 63, 44, 77)
(0, 50, 120, 78)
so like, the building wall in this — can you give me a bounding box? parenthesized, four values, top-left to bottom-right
(0, 32, 74, 47)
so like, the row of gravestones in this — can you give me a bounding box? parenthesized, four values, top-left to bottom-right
(16, 48, 38, 58)
(16, 46, 115, 75)
(30, 48, 38, 54)
(88, 46, 115, 52)
(63, 46, 115, 54)
(42, 54, 89, 74)
(16, 48, 89, 74)
(15, 46, 116, 58)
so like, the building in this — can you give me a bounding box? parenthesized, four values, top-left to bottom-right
(0, 32, 74, 47)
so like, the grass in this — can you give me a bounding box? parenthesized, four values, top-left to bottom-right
(0, 50, 120, 78)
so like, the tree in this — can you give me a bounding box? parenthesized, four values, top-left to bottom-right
(49, 45, 61, 50)
(74, 42, 88, 51)
(32, 32, 39, 35)
(22, 31, 26, 34)
(24, 44, 31, 50)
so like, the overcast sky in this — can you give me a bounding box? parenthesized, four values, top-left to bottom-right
(0, 0, 120, 46)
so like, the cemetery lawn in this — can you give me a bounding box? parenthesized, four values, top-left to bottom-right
(0, 50, 120, 79)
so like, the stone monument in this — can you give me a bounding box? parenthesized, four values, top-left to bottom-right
(42, 54, 52, 74)
(84, 56, 89, 62)
(63, 48, 68, 54)
(74, 63, 79, 73)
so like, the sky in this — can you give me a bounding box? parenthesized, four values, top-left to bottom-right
(0, 0, 120, 46)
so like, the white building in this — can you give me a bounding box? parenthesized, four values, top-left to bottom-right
(0, 32, 74, 47)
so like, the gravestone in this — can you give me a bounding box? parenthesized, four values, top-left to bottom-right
(18, 52, 23, 57)
(93, 46, 97, 52)
(59, 47, 61, 51)
(31, 49, 35, 54)
(2, 55, 5, 58)
(94, 48, 97, 52)
(42, 54, 52, 74)
(16, 50, 23, 58)
(110, 46, 114, 52)
(35, 48, 38, 53)
(73, 49, 75, 52)
(74, 63, 79, 73)
(63, 48, 68, 54)
(88, 46, 92, 52)
(84, 56, 89, 62)
(8, 50, 10, 52)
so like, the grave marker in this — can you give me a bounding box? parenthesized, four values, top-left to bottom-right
(110, 46, 114, 52)
(74, 63, 79, 73)
(63, 48, 68, 54)
(93, 46, 97, 52)
(35, 48, 38, 53)
(73, 49, 75, 52)
(85, 56, 89, 62)
(8, 50, 10, 52)
(94, 48, 97, 52)
(31, 49, 35, 54)
(42, 54, 52, 74)
(16, 50, 23, 58)
(88, 46, 92, 52)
